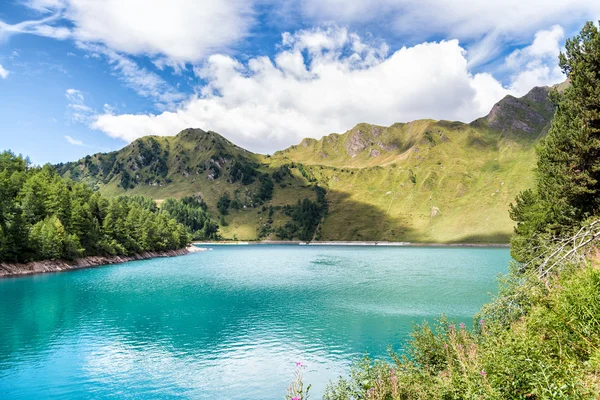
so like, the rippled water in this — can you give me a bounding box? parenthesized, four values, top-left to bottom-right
(0, 245, 509, 399)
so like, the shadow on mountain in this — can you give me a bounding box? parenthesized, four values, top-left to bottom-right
(322, 189, 415, 242)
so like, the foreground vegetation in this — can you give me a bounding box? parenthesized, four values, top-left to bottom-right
(0, 153, 191, 262)
(285, 21, 600, 400)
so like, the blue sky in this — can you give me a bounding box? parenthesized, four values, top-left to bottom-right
(0, 1, 599, 165)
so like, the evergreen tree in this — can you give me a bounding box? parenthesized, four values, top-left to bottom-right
(161, 196, 219, 240)
(511, 21, 600, 263)
(0, 151, 191, 262)
(29, 216, 66, 260)
(217, 193, 231, 215)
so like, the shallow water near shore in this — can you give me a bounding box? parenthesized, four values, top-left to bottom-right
(0, 245, 509, 399)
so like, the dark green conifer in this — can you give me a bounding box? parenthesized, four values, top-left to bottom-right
(511, 21, 600, 262)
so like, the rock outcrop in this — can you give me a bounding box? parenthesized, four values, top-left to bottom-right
(472, 86, 556, 139)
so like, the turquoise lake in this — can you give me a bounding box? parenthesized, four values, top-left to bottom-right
(0, 245, 510, 399)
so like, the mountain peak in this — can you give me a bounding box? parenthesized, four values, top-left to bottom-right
(471, 86, 555, 139)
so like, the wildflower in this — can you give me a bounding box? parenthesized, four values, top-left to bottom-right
(448, 324, 455, 331)
(296, 361, 303, 367)
(480, 370, 487, 377)
(291, 397, 300, 400)
(479, 319, 485, 325)
(459, 322, 466, 329)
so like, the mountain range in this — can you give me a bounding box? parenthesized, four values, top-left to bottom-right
(57, 85, 556, 242)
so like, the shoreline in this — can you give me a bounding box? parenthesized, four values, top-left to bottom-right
(193, 240, 510, 248)
(0, 246, 206, 279)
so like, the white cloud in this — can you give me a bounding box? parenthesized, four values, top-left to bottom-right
(76, 42, 184, 107)
(22, 0, 65, 13)
(64, 135, 85, 146)
(299, 0, 599, 41)
(11, 0, 253, 63)
(91, 26, 568, 152)
(297, 0, 600, 67)
(4, 0, 598, 70)
(0, 64, 9, 79)
(65, 88, 96, 124)
(0, 13, 71, 41)
(505, 25, 565, 95)
(91, 26, 563, 153)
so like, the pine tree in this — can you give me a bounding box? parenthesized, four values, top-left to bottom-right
(0, 151, 190, 262)
(511, 21, 600, 263)
(29, 216, 66, 260)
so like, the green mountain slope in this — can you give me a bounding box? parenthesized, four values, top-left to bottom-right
(58, 86, 555, 243)
(270, 86, 555, 242)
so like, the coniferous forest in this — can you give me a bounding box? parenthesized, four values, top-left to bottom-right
(0, 151, 191, 263)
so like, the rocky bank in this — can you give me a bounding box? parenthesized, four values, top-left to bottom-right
(0, 247, 203, 278)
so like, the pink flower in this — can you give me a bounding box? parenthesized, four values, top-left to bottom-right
(292, 397, 301, 400)
(480, 370, 487, 377)
(459, 322, 466, 329)
(296, 362, 303, 367)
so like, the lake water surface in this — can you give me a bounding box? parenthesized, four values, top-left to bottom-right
(0, 245, 510, 399)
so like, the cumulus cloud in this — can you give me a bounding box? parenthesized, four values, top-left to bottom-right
(0, 64, 9, 78)
(64, 135, 85, 146)
(7, 0, 597, 68)
(91, 26, 560, 153)
(297, 0, 600, 67)
(505, 25, 565, 95)
(9, 0, 253, 62)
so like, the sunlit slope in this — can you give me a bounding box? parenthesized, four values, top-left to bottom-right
(271, 86, 554, 242)
(293, 133, 536, 242)
(58, 86, 555, 242)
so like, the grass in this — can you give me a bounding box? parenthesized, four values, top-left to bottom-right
(274, 122, 537, 243)
(60, 87, 551, 243)
(69, 123, 537, 243)
(317, 257, 600, 399)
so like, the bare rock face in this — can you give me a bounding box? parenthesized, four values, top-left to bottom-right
(300, 138, 316, 148)
(376, 141, 398, 151)
(474, 85, 555, 138)
(486, 97, 544, 133)
(371, 126, 383, 137)
(345, 130, 368, 157)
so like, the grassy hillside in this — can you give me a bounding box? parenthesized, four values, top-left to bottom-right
(57, 86, 555, 242)
(270, 86, 555, 242)
(57, 129, 322, 241)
